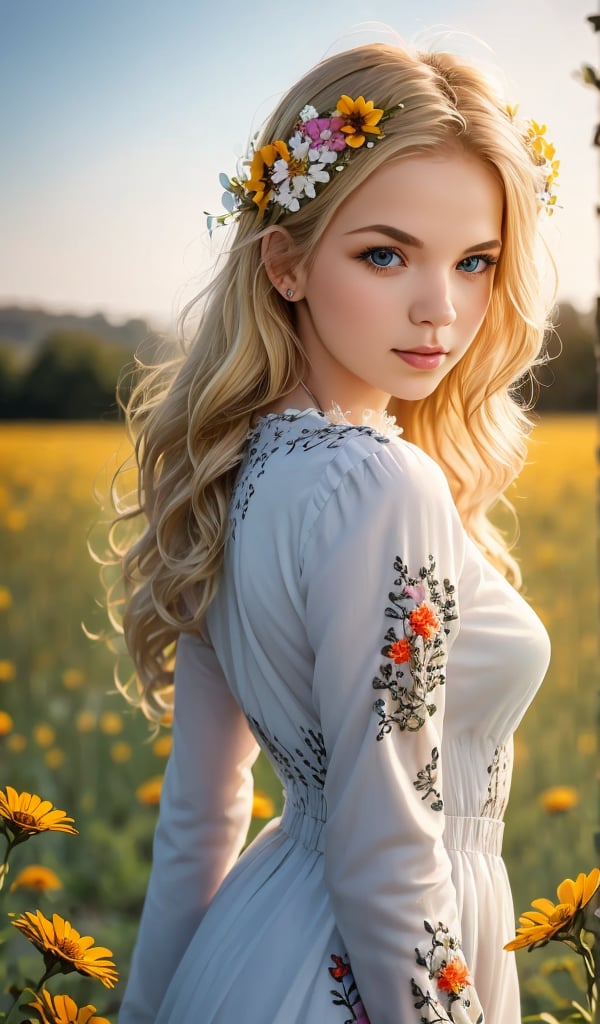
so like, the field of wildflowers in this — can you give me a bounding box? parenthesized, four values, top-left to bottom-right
(0, 416, 596, 1020)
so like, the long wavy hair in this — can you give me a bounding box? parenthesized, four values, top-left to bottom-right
(106, 42, 553, 719)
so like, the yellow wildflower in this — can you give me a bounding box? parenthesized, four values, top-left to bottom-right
(0, 709, 14, 735)
(110, 741, 132, 763)
(0, 786, 78, 837)
(252, 790, 275, 819)
(540, 785, 579, 814)
(12, 910, 118, 987)
(62, 668, 84, 690)
(76, 710, 96, 733)
(45, 748, 65, 770)
(0, 659, 16, 683)
(0, 586, 13, 610)
(505, 868, 600, 951)
(152, 735, 173, 758)
(7, 732, 27, 753)
(34, 722, 56, 748)
(136, 776, 163, 806)
(99, 710, 123, 735)
(10, 864, 62, 893)
(28, 989, 110, 1024)
(577, 732, 596, 756)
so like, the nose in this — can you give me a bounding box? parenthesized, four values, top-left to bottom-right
(408, 273, 457, 328)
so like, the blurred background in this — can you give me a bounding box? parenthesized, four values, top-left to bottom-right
(0, 1, 598, 1018)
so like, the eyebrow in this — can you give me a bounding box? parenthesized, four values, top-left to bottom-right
(345, 224, 502, 254)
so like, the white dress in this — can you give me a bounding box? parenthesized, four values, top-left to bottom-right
(119, 408, 550, 1024)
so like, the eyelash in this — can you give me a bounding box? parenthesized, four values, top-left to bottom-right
(356, 247, 499, 276)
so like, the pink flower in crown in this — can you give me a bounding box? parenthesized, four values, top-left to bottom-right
(303, 116, 347, 151)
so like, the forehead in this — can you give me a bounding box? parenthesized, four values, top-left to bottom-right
(330, 151, 504, 242)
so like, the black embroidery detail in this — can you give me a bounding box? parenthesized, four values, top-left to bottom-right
(372, 556, 457, 738)
(328, 954, 370, 1022)
(248, 716, 327, 791)
(411, 921, 483, 1023)
(229, 412, 389, 539)
(414, 747, 444, 811)
(480, 742, 511, 818)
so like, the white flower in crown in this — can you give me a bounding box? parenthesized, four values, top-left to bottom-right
(298, 104, 319, 123)
(271, 132, 334, 211)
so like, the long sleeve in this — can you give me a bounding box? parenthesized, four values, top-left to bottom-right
(118, 632, 260, 1024)
(302, 442, 484, 1023)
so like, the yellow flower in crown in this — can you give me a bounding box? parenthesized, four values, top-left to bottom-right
(244, 140, 290, 215)
(336, 94, 385, 148)
(507, 105, 560, 214)
(207, 93, 402, 233)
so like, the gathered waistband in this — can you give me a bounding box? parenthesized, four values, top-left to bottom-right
(443, 814, 504, 856)
(278, 789, 504, 857)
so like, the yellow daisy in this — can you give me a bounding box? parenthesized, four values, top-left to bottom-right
(29, 989, 110, 1024)
(505, 868, 600, 951)
(12, 910, 119, 988)
(0, 786, 78, 838)
(10, 864, 62, 893)
(336, 94, 384, 148)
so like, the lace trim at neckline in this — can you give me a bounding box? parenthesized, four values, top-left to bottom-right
(253, 404, 404, 441)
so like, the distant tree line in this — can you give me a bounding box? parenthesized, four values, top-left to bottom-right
(0, 330, 138, 420)
(0, 301, 595, 419)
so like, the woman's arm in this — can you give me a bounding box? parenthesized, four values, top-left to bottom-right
(118, 632, 260, 1024)
(303, 442, 484, 1023)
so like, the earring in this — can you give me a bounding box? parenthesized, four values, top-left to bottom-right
(285, 288, 294, 299)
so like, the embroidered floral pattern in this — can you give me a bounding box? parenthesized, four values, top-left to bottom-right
(230, 412, 389, 539)
(412, 921, 483, 1023)
(480, 742, 511, 819)
(329, 953, 371, 1023)
(249, 716, 327, 790)
(372, 556, 457, 738)
(414, 747, 444, 812)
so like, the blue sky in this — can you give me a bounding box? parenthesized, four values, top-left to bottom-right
(1, 0, 597, 327)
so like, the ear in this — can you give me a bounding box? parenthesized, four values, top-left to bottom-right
(261, 226, 307, 301)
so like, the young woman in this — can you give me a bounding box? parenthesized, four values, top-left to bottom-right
(114, 41, 556, 1024)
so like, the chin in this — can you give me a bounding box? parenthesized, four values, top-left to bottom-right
(391, 379, 445, 403)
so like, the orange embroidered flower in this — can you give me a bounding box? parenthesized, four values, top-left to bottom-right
(329, 954, 351, 980)
(409, 601, 440, 640)
(437, 956, 472, 994)
(388, 638, 411, 664)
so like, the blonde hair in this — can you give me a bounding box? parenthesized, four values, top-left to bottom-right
(107, 42, 552, 719)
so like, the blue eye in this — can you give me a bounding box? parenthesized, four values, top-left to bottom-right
(358, 247, 403, 269)
(457, 255, 497, 274)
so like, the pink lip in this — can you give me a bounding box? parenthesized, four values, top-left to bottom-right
(394, 347, 447, 370)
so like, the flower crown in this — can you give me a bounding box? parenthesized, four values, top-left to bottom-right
(507, 104, 560, 214)
(206, 94, 403, 233)
(206, 95, 559, 233)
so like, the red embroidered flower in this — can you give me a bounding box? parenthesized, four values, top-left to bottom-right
(409, 601, 440, 640)
(388, 638, 411, 664)
(437, 957, 472, 994)
(329, 954, 351, 980)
